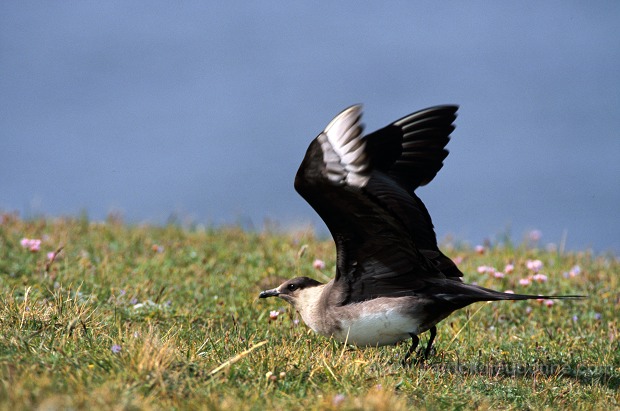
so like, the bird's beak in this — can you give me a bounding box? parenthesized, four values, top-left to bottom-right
(259, 288, 280, 299)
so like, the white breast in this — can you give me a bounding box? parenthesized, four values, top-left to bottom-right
(331, 306, 419, 347)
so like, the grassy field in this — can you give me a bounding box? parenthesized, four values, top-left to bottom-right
(0, 213, 618, 410)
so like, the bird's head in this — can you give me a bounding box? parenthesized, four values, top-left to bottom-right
(258, 276, 324, 305)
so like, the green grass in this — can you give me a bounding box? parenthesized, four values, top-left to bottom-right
(0, 212, 618, 410)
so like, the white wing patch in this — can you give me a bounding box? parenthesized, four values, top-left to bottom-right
(319, 105, 370, 187)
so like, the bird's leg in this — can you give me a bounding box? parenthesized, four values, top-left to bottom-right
(423, 326, 437, 359)
(402, 333, 420, 365)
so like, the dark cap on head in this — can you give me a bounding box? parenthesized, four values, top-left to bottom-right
(259, 276, 322, 299)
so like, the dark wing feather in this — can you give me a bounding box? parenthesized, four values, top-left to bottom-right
(364, 105, 458, 190)
(295, 105, 451, 305)
(363, 105, 462, 279)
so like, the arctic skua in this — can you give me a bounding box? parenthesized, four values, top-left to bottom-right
(259, 104, 582, 362)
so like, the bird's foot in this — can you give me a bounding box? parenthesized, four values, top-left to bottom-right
(401, 346, 436, 367)
(419, 346, 436, 360)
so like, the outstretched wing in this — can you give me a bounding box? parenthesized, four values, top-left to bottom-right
(294, 105, 458, 305)
(364, 105, 462, 279)
(365, 105, 458, 190)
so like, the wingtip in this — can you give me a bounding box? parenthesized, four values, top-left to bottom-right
(393, 104, 459, 127)
(324, 104, 363, 134)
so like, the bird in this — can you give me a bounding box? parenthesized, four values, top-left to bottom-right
(259, 104, 582, 363)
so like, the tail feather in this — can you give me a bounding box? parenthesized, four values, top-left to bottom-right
(436, 281, 585, 305)
(487, 291, 585, 301)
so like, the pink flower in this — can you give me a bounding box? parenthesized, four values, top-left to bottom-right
(493, 271, 505, 279)
(504, 264, 514, 274)
(544, 299, 554, 307)
(569, 265, 581, 277)
(31, 240, 41, 251)
(332, 394, 346, 407)
(475, 245, 485, 255)
(519, 278, 531, 286)
(47, 252, 56, 260)
(312, 259, 325, 270)
(20, 238, 41, 252)
(452, 256, 464, 265)
(269, 310, 280, 320)
(528, 230, 542, 242)
(477, 265, 497, 275)
(532, 273, 548, 283)
(526, 259, 543, 272)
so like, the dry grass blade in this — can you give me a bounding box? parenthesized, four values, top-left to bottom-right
(208, 340, 268, 377)
(445, 301, 491, 351)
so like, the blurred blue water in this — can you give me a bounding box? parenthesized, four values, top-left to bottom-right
(1, 2, 619, 253)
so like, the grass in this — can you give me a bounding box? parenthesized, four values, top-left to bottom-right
(0, 212, 618, 410)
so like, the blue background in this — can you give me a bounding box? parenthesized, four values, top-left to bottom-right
(2, 2, 619, 252)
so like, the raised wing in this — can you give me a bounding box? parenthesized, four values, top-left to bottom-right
(365, 105, 458, 190)
(294, 105, 459, 304)
(364, 105, 462, 279)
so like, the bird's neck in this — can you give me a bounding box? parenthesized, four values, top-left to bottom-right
(292, 284, 327, 332)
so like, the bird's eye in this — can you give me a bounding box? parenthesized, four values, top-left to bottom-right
(287, 283, 298, 291)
